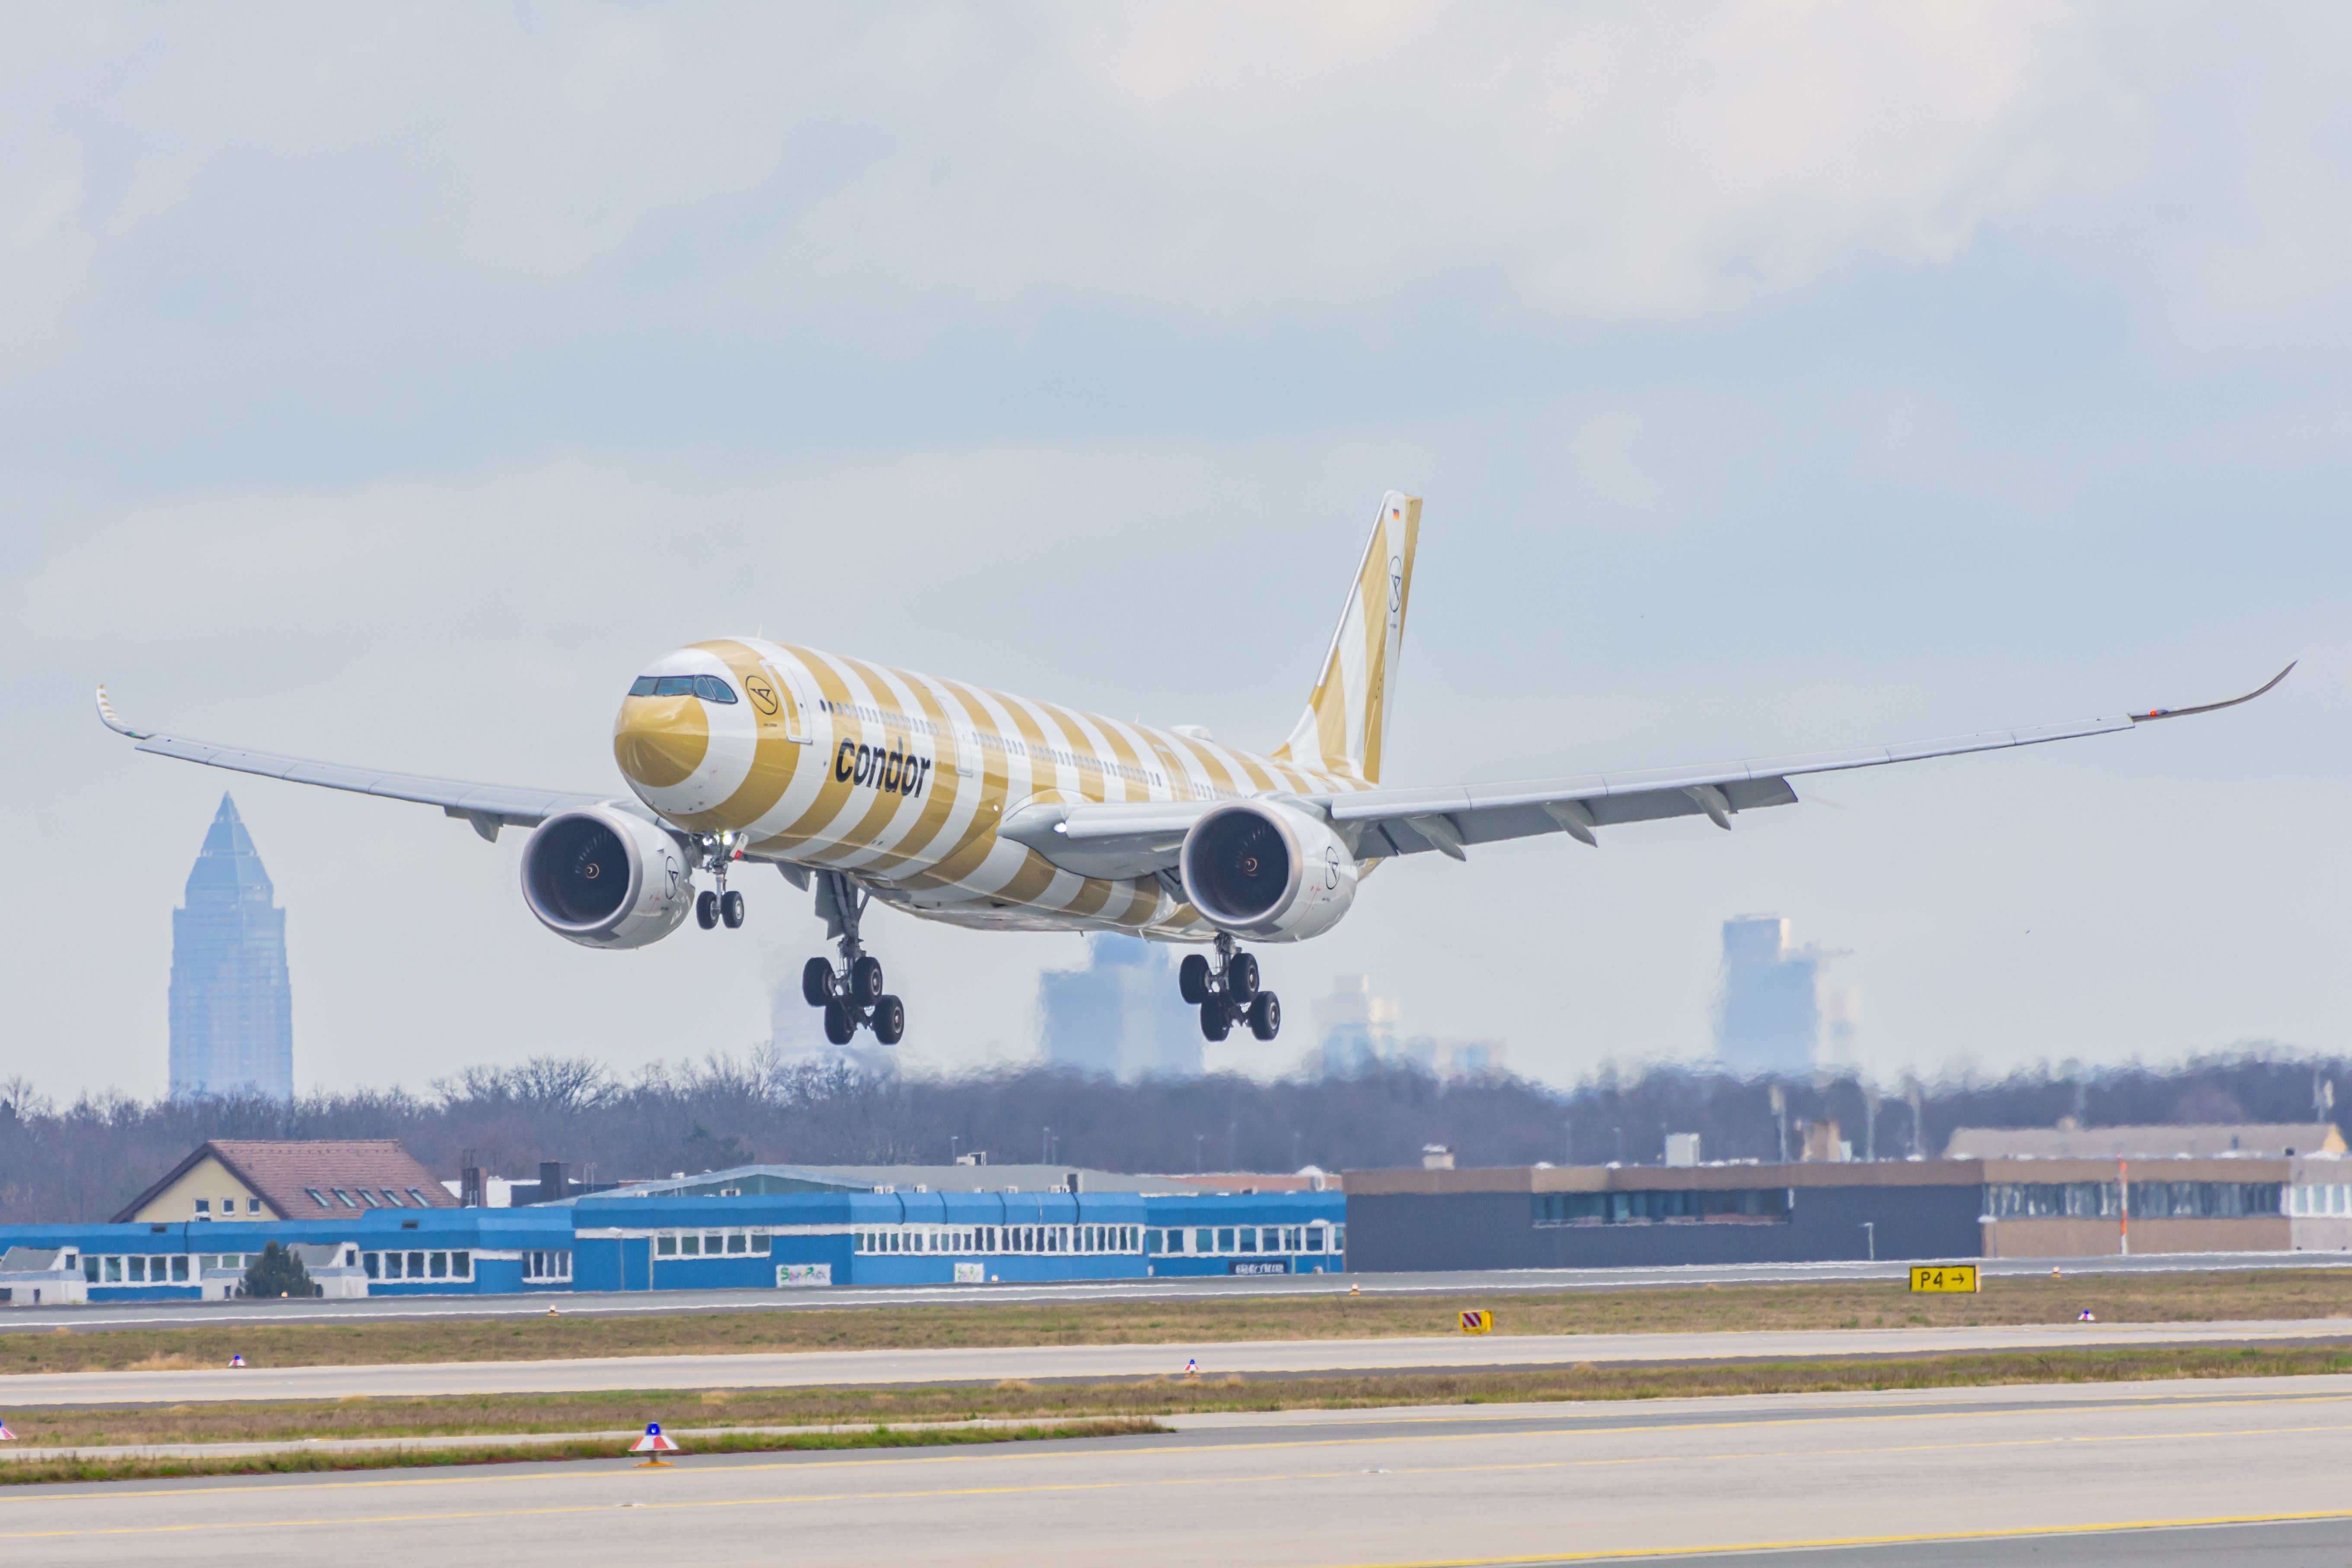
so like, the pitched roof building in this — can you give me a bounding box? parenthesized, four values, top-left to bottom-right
(1943, 1123, 2347, 1161)
(113, 1140, 458, 1224)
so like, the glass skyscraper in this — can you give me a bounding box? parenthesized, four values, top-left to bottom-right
(169, 794, 294, 1099)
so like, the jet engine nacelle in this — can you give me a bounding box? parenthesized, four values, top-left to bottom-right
(1178, 799, 1358, 942)
(519, 805, 694, 949)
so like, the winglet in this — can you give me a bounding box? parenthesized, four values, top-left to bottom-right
(2130, 662, 2295, 723)
(95, 685, 153, 740)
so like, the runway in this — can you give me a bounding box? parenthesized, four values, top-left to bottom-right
(6, 1374, 2350, 1565)
(10, 1314, 2351, 1406)
(4, 1251, 2340, 1335)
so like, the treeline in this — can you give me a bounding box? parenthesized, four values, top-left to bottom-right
(0, 1047, 2340, 1224)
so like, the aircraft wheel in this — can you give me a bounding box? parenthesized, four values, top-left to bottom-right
(822, 999, 857, 1046)
(696, 890, 719, 930)
(720, 890, 746, 929)
(802, 957, 837, 1007)
(1226, 952, 1259, 1003)
(1248, 991, 1281, 1041)
(1178, 953, 1211, 1005)
(1200, 998, 1232, 1042)
(871, 994, 906, 1045)
(850, 955, 886, 1006)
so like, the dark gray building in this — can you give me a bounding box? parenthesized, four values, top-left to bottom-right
(1345, 1153, 2347, 1268)
(169, 795, 293, 1100)
(1347, 1161, 1986, 1271)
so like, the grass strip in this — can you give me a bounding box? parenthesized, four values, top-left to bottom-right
(7, 1269, 2351, 1375)
(8, 1343, 2352, 1453)
(0, 1418, 1166, 1487)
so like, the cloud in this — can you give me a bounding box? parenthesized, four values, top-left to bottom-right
(0, 2, 2114, 481)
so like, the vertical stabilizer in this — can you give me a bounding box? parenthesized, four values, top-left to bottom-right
(1272, 492, 1420, 783)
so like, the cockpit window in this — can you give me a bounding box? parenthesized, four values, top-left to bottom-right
(626, 674, 739, 702)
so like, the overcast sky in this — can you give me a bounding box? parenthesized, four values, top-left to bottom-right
(4, 3, 2345, 1102)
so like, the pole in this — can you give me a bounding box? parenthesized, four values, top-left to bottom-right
(2119, 1158, 2130, 1257)
(1861, 1221, 1875, 1262)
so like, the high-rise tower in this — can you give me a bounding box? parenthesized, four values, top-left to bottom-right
(1713, 914, 1826, 1078)
(1037, 933, 1202, 1081)
(169, 795, 294, 1099)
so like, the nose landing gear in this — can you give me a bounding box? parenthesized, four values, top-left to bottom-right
(799, 870, 906, 1046)
(1181, 934, 1280, 1042)
(695, 833, 750, 930)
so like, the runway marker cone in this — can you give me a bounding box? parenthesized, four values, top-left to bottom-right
(229, 1354, 246, 1368)
(1349, 1283, 1360, 1296)
(2078, 1309, 2096, 1322)
(0, 1418, 16, 1441)
(547, 1306, 560, 1317)
(632, 1421, 682, 1467)
(2051, 1267, 2062, 1278)
(1184, 1358, 1200, 1380)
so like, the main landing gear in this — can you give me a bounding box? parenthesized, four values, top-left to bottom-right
(694, 832, 749, 931)
(1180, 933, 1280, 1043)
(799, 870, 906, 1047)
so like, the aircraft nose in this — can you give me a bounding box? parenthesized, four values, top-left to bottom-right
(613, 693, 709, 789)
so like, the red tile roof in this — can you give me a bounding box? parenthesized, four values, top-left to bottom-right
(113, 1140, 457, 1223)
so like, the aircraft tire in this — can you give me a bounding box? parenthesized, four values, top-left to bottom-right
(1200, 998, 1232, 1042)
(696, 891, 719, 929)
(822, 999, 857, 1046)
(720, 890, 746, 929)
(1248, 991, 1281, 1041)
(872, 994, 906, 1045)
(1226, 952, 1259, 1003)
(851, 955, 886, 1006)
(802, 957, 836, 1007)
(1178, 954, 1211, 1004)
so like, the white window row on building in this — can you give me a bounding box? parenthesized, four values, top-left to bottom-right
(2290, 1185, 2352, 1216)
(84, 1254, 187, 1284)
(1151, 1224, 1342, 1256)
(654, 1229, 772, 1258)
(523, 1250, 572, 1281)
(362, 1249, 473, 1281)
(854, 1224, 1139, 1255)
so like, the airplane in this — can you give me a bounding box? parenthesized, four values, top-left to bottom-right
(99, 491, 2290, 1051)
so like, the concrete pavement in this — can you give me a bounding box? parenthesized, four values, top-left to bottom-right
(8, 1313, 2351, 1406)
(5, 1374, 2350, 1565)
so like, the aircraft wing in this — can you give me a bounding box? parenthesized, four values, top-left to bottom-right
(1013, 664, 2293, 876)
(95, 687, 616, 841)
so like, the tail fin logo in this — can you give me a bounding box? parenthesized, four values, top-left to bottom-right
(1272, 492, 1420, 785)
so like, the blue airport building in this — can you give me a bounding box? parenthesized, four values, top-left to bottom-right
(0, 1163, 1344, 1306)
